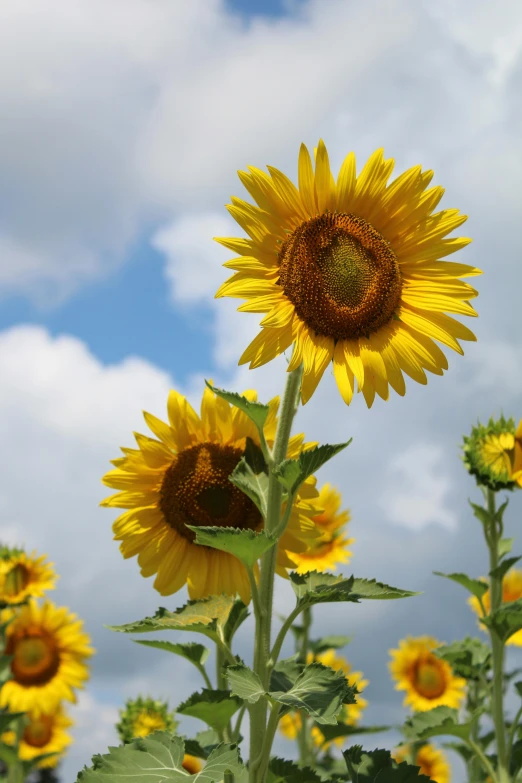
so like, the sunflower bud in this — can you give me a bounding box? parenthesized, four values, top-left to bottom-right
(116, 696, 177, 744)
(462, 416, 522, 492)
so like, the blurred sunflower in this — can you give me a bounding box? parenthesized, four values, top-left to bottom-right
(393, 743, 450, 783)
(0, 600, 93, 714)
(291, 484, 353, 573)
(0, 550, 56, 605)
(2, 706, 73, 768)
(463, 417, 522, 491)
(116, 696, 176, 743)
(183, 755, 203, 774)
(215, 140, 479, 407)
(469, 568, 522, 646)
(389, 636, 466, 712)
(102, 386, 319, 604)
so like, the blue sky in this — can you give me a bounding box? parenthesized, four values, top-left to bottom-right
(0, 1, 521, 781)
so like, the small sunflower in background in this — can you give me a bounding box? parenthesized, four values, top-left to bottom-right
(102, 385, 320, 604)
(1, 706, 73, 769)
(0, 600, 93, 714)
(0, 550, 57, 605)
(291, 483, 353, 573)
(215, 140, 480, 407)
(469, 568, 522, 646)
(389, 636, 466, 712)
(116, 696, 176, 743)
(463, 416, 522, 491)
(393, 743, 450, 783)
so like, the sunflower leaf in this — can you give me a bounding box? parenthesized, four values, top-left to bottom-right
(510, 738, 522, 777)
(177, 690, 242, 732)
(289, 571, 359, 607)
(0, 710, 26, 732)
(229, 454, 269, 518)
(403, 706, 479, 741)
(481, 598, 522, 642)
(490, 555, 522, 580)
(316, 723, 389, 742)
(205, 382, 270, 431)
(268, 757, 323, 783)
(226, 662, 265, 704)
(269, 657, 303, 692)
(76, 732, 244, 782)
(499, 537, 515, 559)
(223, 599, 250, 645)
(350, 578, 419, 600)
(188, 526, 277, 569)
(433, 637, 491, 679)
(343, 746, 431, 782)
(269, 662, 356, 725)
(310, 634, 353, 654)
(433, 571, 489, 600)
(274, 442, 351, 494)
(133, 639, 209, 667)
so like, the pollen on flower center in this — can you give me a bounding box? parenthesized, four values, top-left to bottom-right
(9, 633, 60, 686)
(159, 442, 262, 541)
(24, 716, 54, 748)
(413, 659, 445, 699)
(278, 212, 402, 340)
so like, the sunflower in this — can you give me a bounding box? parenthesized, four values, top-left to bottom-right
(215, 140, 480, 407)
(116, 696, 177, 743)
(101, 386, 319, 604)
(463, 417, 522, 491)
(2, 706, 73, 768)
(291, 484, 353, 573)
(469, 568, 522, 646)
(389, 636, 466, 712)
(0, 600, 93, 714)
(183, 755, 203, 774)
(393, 743, 450, 783)
(0, 550, 57, 605)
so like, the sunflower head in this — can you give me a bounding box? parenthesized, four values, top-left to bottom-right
(215, 140, 480, 407)
(183, 754, 203, 774)
(469, 568, 522, 647)
(2, 706, 73, 768)
(393, 742, 450, 783)
(463, 416, 522, 491)
(116, 696, 177, 743)
(291, 484, 353, 573)
(0, 550, 57, 605)
(389, 635, 466, 712)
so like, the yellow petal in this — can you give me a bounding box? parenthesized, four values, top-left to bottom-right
(314, 139, 335, 214)
(298, 143, 317, 217)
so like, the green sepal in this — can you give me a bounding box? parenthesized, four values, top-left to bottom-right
(343, 746, 431, 782)
(176, 690, 242, 733)
(269, 662, 356, 725)
(403, 706, 480, 741)
(310, 635, 352, 655)
(205, 382, 270, 431)
(273, 442, 351, 495)
(229, 440, 269, 518)
(490, 555, 521, 581)
(268, 757, 323, 783)
(433, 637, 491, 679)
(226, 663, 265, 704)
(133, 640, 209, 667)
(188, 527, 277, 569)
(0, 710, 26, 732)
(433, 571, 489, 600)
(76, 732, 244, 782)
(480, 598, 522, 642)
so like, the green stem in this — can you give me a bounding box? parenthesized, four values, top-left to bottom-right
(249, 365, 304, 783)
(256, 703, 282, 783)
(468, 738, 500, 783)
(270, 605, 303, 664)
(466, 681, 481, 783)
(486, 488, 510, 782)
(232, 703, 247, 743)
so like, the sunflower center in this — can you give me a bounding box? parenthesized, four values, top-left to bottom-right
(133, 712, 166, 738)
(480, 434, 515, 478)
(23, 716, 54, 748)
(413, 659, 446, 699)
(159, 442, 262, 541)
(3, 564, 30, 597)
(10, 632, 60, 686)
(278, 212, 401, 340)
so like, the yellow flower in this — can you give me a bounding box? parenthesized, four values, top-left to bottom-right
(0, 600, 93, 714)
(292, 484, 353, 572)
(389, 636, 466, 712)
(183, 755, 203, 774)
(116, 696, 176, 744)
(393, 743, 450, 783)
(469, 569, 522, 646)
(309, 484, 350, 535)
(215, 140, 479, 407)
(102, 386, 319, 604)
(463, 417, 522, 491)
(2, 706, 73, 769)
(0, 550, 57, 604)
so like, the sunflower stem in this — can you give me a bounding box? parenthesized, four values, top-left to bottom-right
(249, 364, 303, 783)
(297, 607, 313, 766)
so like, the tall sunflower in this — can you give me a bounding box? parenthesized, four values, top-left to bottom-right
(0, 600, 93, 714)
(2, 706, 73, 768)
(469, 568, 522, 646)
(102, 386, 319, 604)
(291, 483, 353, 573)
(0, 550, 56, 605)
(393, 743, 450, 783)
(389, 636, 466, 712)
(215, 140, 480, 406)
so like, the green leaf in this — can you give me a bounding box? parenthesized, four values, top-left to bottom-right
(469, 501, 492, 527)
(510, 738, 522, 777)
(188, 527, 277, 569)
(226, 663, 265, 704)
(490, 555, 522, 581)
(177, 690, 242, 733)
(107, 595, 236, 640)
(133, 640, 209, 668)
(317, 723, 389, 742)
(269, 662, 356, 725)
(206, 383, 270, 431)
(499, 537, 515, 559)
(433, 637, 491, 679)
(0, 710, 26, 732)
(515, 681, 522, 699)
(403, 706, 479, 741)
(350, 578, 419, 600)
(269, 657, 303, 692)
(289, 572, 359, 607)
(481, 598, 522, 642)
(223, 600, 250, 645)
(274, 442, 351, 495)
(433, 571, 489, 600)
(268, 757, 323, 783)
(77, 733, 244, 782)
(310, 635, 352, 655)
(229, 446, 269, 518)
(343, 746, 431, 782)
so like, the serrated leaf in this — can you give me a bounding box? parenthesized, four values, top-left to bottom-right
(269, 662, 356, 725)
(274, 442, 351, 495)
(77, 733, 244, 782)
(403, 706, 478, 741)
(133, 640, 209, 668)
(206, 383, 270, 431)
(434, 571, 489, 600)
(490, 555, 522, 581)
(226, 663, 265, 704)
(481, 599, 522, 642)
(350, 578, 419, 600)
(269, 657, 303, 692)
(499, 537, 515, 559)
(223, 599, 250, 645)
(311, 635, 352, 654)
(433, 637, 491, 679)
(316, 723, 389, 742)
(289, 572, 359, 607)
(229, 450, 269, 518)
(107, 595, 236, 640)
(268, 757, 323, 783)
(177, 690, 242, 732)
(0, 710, 26, 732)
(189, 527, 277, 569)
(343, 746, 431, 782)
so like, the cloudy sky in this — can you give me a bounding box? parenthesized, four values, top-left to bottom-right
(1, 0, 521, 780)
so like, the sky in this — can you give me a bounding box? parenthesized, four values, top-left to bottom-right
(0, 0, 521, 780)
